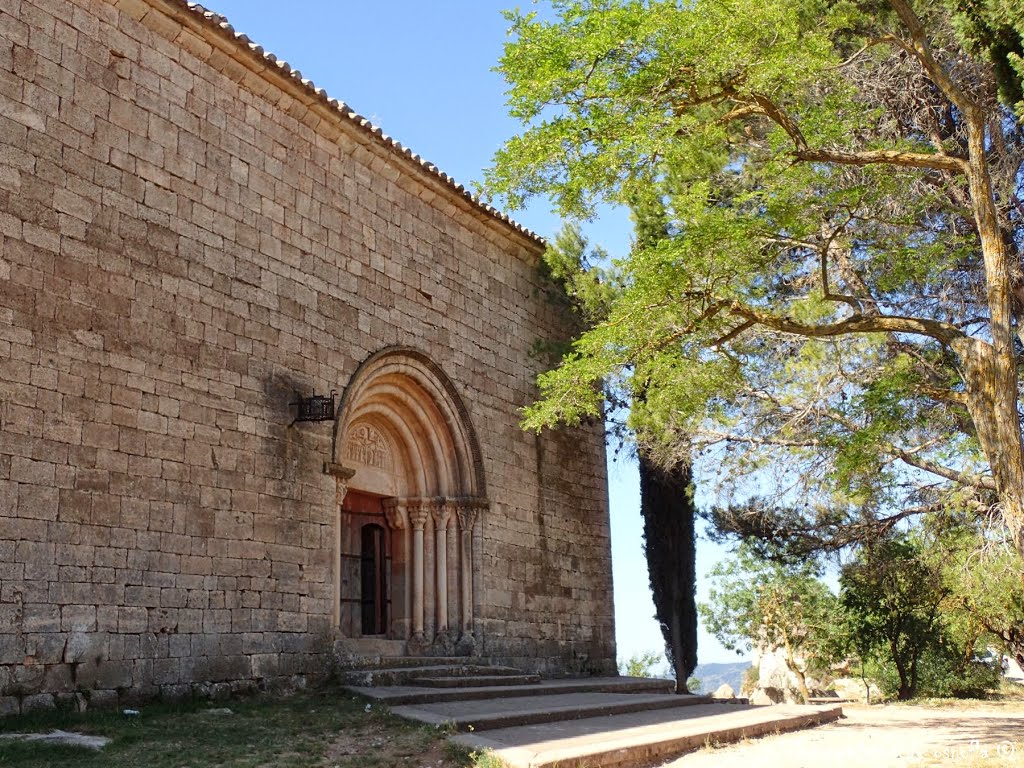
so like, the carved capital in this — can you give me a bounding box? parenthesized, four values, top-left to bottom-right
(431, 498, 452, 531)
(382, 498, 408, 530)
(407, 500, 430, 530)
(456, 505, 478, 532)
(456, 497, 488, 531)
(324, 463, 356, 506)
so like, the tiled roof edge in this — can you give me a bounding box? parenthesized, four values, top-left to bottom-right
(160, 0, 546, 248)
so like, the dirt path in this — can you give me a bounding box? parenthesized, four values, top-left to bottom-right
(660, 704, 1024, 767)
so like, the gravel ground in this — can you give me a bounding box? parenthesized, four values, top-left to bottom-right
(660, 704, 1024, 767)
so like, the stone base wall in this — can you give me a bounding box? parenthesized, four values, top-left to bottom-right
(0, 0, 615, 714)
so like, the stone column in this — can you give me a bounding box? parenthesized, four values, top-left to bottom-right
(432, 499, 452, 638)
(383, 499, 409, 639)
(408, 501, 429, 642)
(457, 502, 480, 639)
(323, 463, 355, 629)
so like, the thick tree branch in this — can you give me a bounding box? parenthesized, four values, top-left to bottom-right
(749, 93, 808, 149)
(732, 93, 968, 173)
(914, 383, 969, 406)
(725, 301, 967, 346)
(885, 1, 980, 118)
(794, 147, 968, 173)
(711, 319, 756, 347)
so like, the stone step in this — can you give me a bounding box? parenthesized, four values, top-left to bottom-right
(391, 691, 714, 732)
(347, 675, 675, 705)
(340, 664, 525, 687)
(347, 675, 675, 706)
(335, 655, 472, 670)
(415, 674, 542, 688)
(449, 702, 844, 768)
(367, 656, 474, 668)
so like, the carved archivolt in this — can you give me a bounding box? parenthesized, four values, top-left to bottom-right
(332, 347, 488, 498)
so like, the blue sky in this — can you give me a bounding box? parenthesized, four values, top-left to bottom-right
(203, 0, 745, 667)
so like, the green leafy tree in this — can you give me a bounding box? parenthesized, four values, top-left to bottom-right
(486, 1, 1024, 563)
(620, 650, 664, 677)
(700, 544, 840, 702)
(934, 517, 1024, 667)
(840, 535, 947, 700)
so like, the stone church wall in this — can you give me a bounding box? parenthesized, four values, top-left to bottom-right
(0, 0, 615, 713)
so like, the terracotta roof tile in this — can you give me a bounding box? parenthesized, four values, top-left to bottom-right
(163, 0, 544, 246)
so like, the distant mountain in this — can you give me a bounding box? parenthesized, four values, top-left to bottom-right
(691, 661, 751, 695)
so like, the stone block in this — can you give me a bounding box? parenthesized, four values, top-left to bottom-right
(152, 658, 179, 685)
(0, 696, 20, 716)
(11, 663, 45, 695)
(159, 683, 192, 702)
(43, 664, 74, 693)
(0, 633, 25, 665)
(86, 688, 118, 710)
(95, 660, 133, 690)
(24, 633, 65, 664)
(21, 693, 56, 712)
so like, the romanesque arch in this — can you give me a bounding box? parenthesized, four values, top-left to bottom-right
(329, 348, 488, 649)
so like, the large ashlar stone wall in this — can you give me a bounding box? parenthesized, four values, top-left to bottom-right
(0, 0, 616, 714)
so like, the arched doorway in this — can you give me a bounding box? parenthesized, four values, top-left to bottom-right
(330, 348, 489, 650)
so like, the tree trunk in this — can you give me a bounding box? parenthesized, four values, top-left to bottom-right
(892, 640, 913, 701)
(860, 658, 872, 705)
(960, 112, 1024, 557)
(783, 641, 811, 704)
(639, 452, 698, 694)
(959, 339, 1024, 555)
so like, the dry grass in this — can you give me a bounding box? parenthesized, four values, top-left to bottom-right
(893, 680, 1024, 711)
(0, 685, 468, 768)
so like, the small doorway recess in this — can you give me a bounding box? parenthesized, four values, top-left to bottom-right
(361, 524, 387, 635)
(339, 490, 391, 637)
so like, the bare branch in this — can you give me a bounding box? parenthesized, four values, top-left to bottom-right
(890, 446, 997, 491)
(711, 319, 756, 347)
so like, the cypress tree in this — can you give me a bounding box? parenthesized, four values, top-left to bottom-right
(639, 455, 699, 692)
(631, 188, 699, 692)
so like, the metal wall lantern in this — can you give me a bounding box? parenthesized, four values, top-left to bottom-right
(292, 390, 337, 423)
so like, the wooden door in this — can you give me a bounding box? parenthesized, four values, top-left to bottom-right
(341, 491, 390, 637)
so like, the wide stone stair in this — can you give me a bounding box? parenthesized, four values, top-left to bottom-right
(339, 656, 541, 688)
(341, 657, 843, 767)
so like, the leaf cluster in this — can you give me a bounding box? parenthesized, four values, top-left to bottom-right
(491, 0, 1024, 528)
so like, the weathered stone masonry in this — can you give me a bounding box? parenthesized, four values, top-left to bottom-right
(0, 0, 616, 713)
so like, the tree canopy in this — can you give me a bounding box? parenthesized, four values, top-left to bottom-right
(486, 0, 1024, 557)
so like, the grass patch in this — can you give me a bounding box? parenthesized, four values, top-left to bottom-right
(0, 686, 467, 768)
